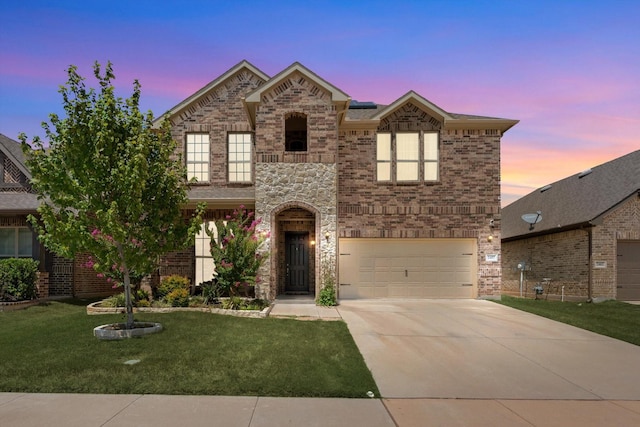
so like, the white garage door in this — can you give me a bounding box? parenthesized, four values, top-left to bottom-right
(617, 241, 640, 301)
(338, 238, 477, 299)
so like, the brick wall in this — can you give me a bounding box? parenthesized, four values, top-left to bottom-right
(502, 195, 640, 301)
(254, 71, 338, 163)
(73, 253, 116, 298)
(50, 254, 73, 296)
(337, 111, 502, 297)
(502, 229, 589, 300)
(593, 195, 640, 299)
(169, 68, 265, 187)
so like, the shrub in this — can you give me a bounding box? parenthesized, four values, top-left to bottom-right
(0, 258, 39, 301)
(166, 288, 189, 307)
(102, 292, 127, 307)
(316, 257, 337, 307)
(157, 275, 190, 300)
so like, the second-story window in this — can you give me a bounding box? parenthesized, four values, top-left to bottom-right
(285, 113, 307, 151)
(186, 133, 209, 182)
(228, 133, 252, 183)
(376, 131, 440, 183)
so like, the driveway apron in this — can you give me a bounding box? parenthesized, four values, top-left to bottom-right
(337, 299, 640, 400)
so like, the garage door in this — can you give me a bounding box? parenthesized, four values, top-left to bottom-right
(338, 238, 477, 299)
(617, 241, 640, 301)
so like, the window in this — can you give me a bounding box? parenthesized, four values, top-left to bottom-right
(285, 113, 307, 151)
(396, 133, 419, 181)
(376, 131, 439, 183)
(0, 228, 32, 258)
(424, 132, 439, 181)
(376, 133, 391, 181)
(195, 222, 216, 287)
(228, 133, 252, 182)
(186, 134, 209, 182)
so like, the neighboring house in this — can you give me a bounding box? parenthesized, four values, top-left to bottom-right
(501, 150, 640, 301)
(0, 133, 114, 298)
(156, 60, 518, 300)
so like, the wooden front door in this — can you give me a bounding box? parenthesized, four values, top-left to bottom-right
(285, 232, 309, 293)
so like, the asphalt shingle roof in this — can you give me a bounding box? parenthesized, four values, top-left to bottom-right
(502, 150, 640, 240)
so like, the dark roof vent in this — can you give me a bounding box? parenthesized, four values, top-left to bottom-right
(540, 184, 552, 193)
(577, 168, 592, 178)
(349, 100, 377, 109)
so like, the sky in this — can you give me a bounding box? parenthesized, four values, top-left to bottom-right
(1, 0, 638, 207)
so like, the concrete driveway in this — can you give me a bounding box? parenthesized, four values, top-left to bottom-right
(337, 299, 640, 400)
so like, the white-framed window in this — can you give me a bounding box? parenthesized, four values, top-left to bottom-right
(376, 131, 439, 183)
(376, 133, 391, 181)
(195, 221, 216, 287)
(424, 132, 439, 181)
(396, 133, 420, 182)
(228, 133, 252, 182)
(0, 227, 32, 258)
(186, 133, 210, 182)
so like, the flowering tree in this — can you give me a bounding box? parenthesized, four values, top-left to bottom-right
(208, 206, 268, 298)
(20, 61, 203, 329)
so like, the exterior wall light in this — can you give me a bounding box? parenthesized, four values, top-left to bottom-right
(487, 235, 493, 242)
(325, 231, 330, 241)
(310, 240, 316, 246)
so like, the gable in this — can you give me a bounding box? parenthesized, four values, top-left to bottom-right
(154, 60, 269, 127)
(243, 62, 351, 127)
(377, 101, 443, 132)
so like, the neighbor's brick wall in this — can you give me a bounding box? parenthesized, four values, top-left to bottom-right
(169, 68, 265, 187)
(502, 195, 640, 301)
(36, 272, 49, 299)
(73, 253, 116, 298)
(593, 195, 640, 299)
(502, 229, 589, 300)
(49, 255, 73, 296)
(337, 107, 502, 297)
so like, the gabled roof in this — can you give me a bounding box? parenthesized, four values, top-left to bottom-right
(243, 62, 351, 127)
(153, 60, 270, 127)
(341, 91, 518, 132)
(0, 133, 31, 179)
(243, 62, 350, 104)
(502, 150, 640, 240)
(372, 91, 453, 122)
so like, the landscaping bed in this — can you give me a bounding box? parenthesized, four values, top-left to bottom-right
(87, 299, 273, 318)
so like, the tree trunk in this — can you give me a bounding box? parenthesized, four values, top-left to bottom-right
(117, 243, 134, 329)
(123, 267, 134, 329)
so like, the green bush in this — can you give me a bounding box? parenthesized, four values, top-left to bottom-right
(157, 275, 190, 300)
(102, 292, 127, 307)
(317, 284, 337, 306)
(0, 258, 39, 301)
(166, 288, 189, 307)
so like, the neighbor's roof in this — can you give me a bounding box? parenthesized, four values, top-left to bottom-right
(0, 133, 31, 179)
(0, 192, 40, 213)
(502, 150, 640, 241)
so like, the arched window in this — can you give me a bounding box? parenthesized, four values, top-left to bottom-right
(285, 113, 307, 152)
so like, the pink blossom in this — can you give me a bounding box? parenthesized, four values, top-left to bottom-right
(96, 273, 104, 278)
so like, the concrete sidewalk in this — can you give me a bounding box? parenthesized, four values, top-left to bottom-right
(2, 392, 640, 426)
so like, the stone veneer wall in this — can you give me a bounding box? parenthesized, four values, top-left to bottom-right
(255, 163, 337, 300)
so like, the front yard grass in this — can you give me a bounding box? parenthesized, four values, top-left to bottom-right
(496, 295, 640, 346)
(0, 299, 379, 397)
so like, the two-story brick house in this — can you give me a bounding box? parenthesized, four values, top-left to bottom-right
(158, 60, 518, 301)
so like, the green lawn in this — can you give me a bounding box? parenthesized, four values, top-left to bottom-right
(0, 300, 379, 397)
(495, 296, 640, 346)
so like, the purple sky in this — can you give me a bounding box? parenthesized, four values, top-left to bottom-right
(1, 0, 638, 206)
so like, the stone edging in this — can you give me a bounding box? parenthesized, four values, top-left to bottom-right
(0, 300, 41, 312)
(86, 301, 273, 318)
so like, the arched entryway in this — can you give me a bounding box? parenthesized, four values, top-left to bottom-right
(273, 205, 318, 296)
